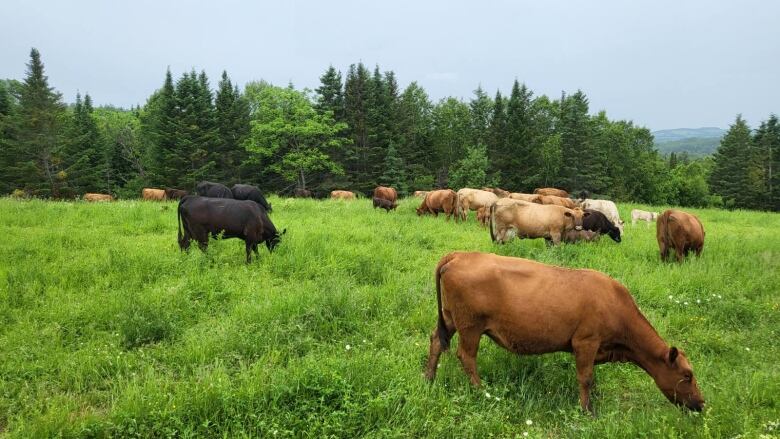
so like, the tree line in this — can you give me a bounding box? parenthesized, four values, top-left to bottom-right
(0, 48, 777, 211)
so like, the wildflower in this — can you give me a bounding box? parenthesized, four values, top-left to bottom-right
(683, 302, 689, 305)
(745, 347, 750, 351)
(523, 433, 529, 437)
(696, 299, 701, 304)
(668, 295, 673, 300)
(485, 392, 491, 398)
(345, 344, 351, 351)
(526, 419, 533, 426)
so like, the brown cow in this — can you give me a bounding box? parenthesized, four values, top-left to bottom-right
(534, 187, 569, 198)
(165, 188, 188, 200)
(413, 190, 429, 198)
(489, 201, 587, 245)
(425, 252, 705, 413)
(294, 188, 313, 198)
(84, 193, 114, 202)
(482, 187, 510, 198)
(540, 194, 577, 209)
(456, 188, 498, 222)
(508, 192, 542, 204)
(142, 188, 166, 201)
(373, 197, 397, 212)
(373, 186, 398, 203)
(416, 189, 457, 220)
(656, 209, 705, 262)
(563, 229, 601, 243)
(330, 190, 356, 200)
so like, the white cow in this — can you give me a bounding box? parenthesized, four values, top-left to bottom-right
(579, 199, 624, 236)
(631, 209, 659, 226)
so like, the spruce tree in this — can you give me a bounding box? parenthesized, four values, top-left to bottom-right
(504, 80, 537, 191)
(215, 71, 250, 183)
(379, 143, 407, 195)
(0, 81, 15, 194)
(142, 69, 178, 187)
(397, 82, 434, 189)
(62, 93, 104, 195)
(469, 85, 493, 149)
(486, 91, 507, 186)
(752, 115, 780, 210)
(315, 65, 344, 121)
(558, 90, 598, 193)
(343, 62, 372, 192)
(709, 115, 754, 208)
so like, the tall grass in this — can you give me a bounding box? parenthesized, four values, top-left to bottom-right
(0, 197, 778, 438)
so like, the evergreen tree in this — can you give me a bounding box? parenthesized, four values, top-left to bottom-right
(215, 71, 250, 183)
(431, 97, 471, 186)
(469, 85, 493, 149)
(0, 80, 16, 194)
(379, 143, 407, 195)
(397, 82, 434, 189)
(486, 91, 507, 186)
(448, 143, 496, 189)
(504, 80, 537, 191)
(141, 69, 178, 187)
(709, 115, 754, 208)
(754, 115, 780, 211)
(559, 90, 601, 193)
(62, 93, 105, 195)
(315, 65, 344, 121)
(343, 62, 373, 192)
(5, 48, 67, 197)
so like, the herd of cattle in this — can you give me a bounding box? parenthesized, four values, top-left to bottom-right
(80, 181, 709, 412)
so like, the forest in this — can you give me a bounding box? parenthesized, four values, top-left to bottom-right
(1, 48, 778, 211)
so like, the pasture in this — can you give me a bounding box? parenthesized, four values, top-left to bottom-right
(0, 197, 778, 438)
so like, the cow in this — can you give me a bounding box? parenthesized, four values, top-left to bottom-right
(194, 181, 233, 199)
(579, 199, 624, 236)
(583, 209, 622, 243)
(456, 188, 498, 222)
(84, 193, 114, 202)
(632, 209, 659, 226)
(657, 209, 705, 262)
(373, 197, 397, 212)
(534, 187, 569, 198)
(413, 191, 429, 198)
(165, 188, 188, 200)
(373, 186, 398, 204)
(294, 188, 313, 198)
(142, 188, 166, 201)
(476, 206, 490, 227)
(231, 184, 272, 213)
(563, 229, 601, 243)
(424, 252, 704, 413)
(508, 193, 543, 204)
(482, 187, 510, 198)
(177, 195, 284, 263)
(416, 189, 457, 220)
(539, 194, 577, 209)
(330, 190, 356, 200)
(489, 201, 588, 245)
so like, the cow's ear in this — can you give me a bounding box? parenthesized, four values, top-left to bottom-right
(583, 211, 591, 217)
(668, 347, 679, 364)
(564, 211, 573, 218)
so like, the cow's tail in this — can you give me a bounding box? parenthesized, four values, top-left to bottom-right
(455, 191, 462, 222)
(435, 253, 457, 351)
(489, 202, 498, 243)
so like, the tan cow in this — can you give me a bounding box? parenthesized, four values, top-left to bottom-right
(416, 189, 457, 220)
(413, 191, 429, 198)
(489, 201, 587, 245)
(84, 193, 114, 202)
(425, 252, 705, 413)
(330, 190, 356, 200)
(142, 188, 166, 201)
(476, 206, 490, 227)
(657, 209, 705, 262)
(508, 192, 542, 203)
(534, 187, 569, 198)
(539, 194, 577, 209)
(456, 188, 498, 222)
(373, 186, 397, 203)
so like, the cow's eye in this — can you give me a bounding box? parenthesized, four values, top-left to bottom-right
(684, 373, 693, 381)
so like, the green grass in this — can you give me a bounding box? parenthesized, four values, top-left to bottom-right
(1, 197, 778, 438)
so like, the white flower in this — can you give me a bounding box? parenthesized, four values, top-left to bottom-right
(683, 302, 689, 305)
(526, 419, 533, 426)
(485, 392, 491, 398)
(745, 347, 750, 351)
(668, 295, 673, 300)
(696, 299, 701, 304)
(523, 432, 529, 437)
(494, 397, 501, 401)
(675, 300, 680, 304)
(345, 344, 351, 350)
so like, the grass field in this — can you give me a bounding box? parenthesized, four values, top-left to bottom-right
(1, 196, 779, 438)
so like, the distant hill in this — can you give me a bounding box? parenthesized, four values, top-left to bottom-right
(652, 127, 725, 157)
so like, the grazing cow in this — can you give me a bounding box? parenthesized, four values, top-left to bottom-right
(583, 209, 622, 243)
(632, 209, 659, 226)
(508, 192, 543, 204)
(425, 252, 704, 413)
(489, 201, 588, 245)
(534, 187, 569, 198)
(142, 188, 166, 201)
(456, 188, 498, 222)
(579, 199, 624, 236)
(294, 188, 313, 198)
(416, 189, 457, 220)
(540, 194, 577, 209)
(657, 209, 705, 262)
(373, 186, 398, 204)
(373, 197, 397, 212)
(231, 184, 272, 213)
(563, 229, 601, 243)
(194, 181, 233, 199)
(84, 193, 114, 202)
(482, 187, 510, 198)
(331, 190, 356, 200)
(165, 188, 188, 200)
(177, 196, 284, 263)
(413, 191, 429, 198)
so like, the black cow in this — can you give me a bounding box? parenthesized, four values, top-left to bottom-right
(231, 184, 272, 213)
(373, 197, 397, 212)
(177, 196, 285, 263)
(194, 181, 233, 198)
(583, 209, 621, 243)
(165, 188, 189, 200)
(294, 188, 312, 198)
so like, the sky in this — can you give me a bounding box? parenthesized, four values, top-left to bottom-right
(1, 0, 778, 131)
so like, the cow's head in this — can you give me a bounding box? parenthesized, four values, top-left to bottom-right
(565, 208, 588, 231)
(266, 228, 287, 252)
(652, 347, 705, 412)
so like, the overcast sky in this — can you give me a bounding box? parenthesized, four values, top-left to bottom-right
(1, 0, 778, 130)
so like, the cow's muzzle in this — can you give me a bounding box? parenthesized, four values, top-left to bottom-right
(575, 225, 583, 231)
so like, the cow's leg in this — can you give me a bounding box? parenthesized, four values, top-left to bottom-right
(573, 339, 599, 414)
(456, 328, 483, 386)
(675, 246, 684, 262)
(253, 243, 260, 257)
(245, 240, 253, 263)
(425, 319, 455, 381)
(695, 245, 703, 257)
(658, 241, 668, 261)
